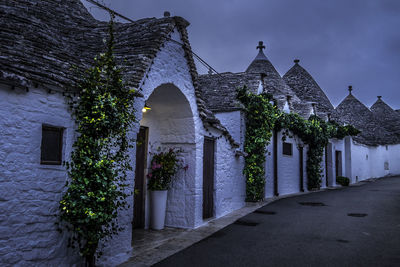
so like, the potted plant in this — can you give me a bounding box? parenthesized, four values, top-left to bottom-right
(147, 148, 186, 230)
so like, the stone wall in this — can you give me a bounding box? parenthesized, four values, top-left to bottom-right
(277, 131, 302, 195)
(0, 84, 83, 266)
(212, 110, 246, 219)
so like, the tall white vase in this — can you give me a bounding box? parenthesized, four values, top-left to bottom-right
(150, 190, 168, 230)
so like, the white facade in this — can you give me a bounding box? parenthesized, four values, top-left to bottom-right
(0, 84, 81, 266)
(0, 28, 247, 266)
(345, 137, 400, 183)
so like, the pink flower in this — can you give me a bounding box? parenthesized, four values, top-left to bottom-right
(147, 173, 153, 179)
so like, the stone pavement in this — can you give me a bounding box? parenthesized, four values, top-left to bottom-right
(119, 201, 269, 267)
(119, 179, 379, 267)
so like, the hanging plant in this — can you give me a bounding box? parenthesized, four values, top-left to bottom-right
(58, 16, 136, 266)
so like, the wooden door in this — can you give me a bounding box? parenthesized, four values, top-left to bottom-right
(203, 137, 215, 219)
(299, 146, 304, 192)
(133, 127, 148, 229)
(335, 151, 342, 177)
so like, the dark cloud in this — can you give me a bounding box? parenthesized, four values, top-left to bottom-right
(81, 0, 400, 109)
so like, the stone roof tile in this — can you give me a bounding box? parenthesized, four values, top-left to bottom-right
(283, 60, 334, 120)
(335, 93, 398, 145)
(0, 0, 239, 148)
(370, 97, 400, 138)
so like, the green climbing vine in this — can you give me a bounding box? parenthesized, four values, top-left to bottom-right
(58, 17, 136, 266)
(237, 87, 278, 201)
(237, 86, 359, 201)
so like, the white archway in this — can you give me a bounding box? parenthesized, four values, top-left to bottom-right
(135, 83, 197, 228)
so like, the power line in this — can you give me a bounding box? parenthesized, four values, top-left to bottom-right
(84, 0, 220, 75)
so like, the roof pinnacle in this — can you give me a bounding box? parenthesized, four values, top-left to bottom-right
(377, 96, 382, 100)
(348, 85, 353, 95)
(294, 59, 300, 64)
(256, 41, 265, 52)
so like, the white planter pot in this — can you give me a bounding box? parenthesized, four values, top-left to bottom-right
(150, 190, 168, 230)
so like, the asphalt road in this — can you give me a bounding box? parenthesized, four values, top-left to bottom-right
(155, 176, 400, 267)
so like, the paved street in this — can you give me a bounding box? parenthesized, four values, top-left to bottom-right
(155, 176, 400, 267)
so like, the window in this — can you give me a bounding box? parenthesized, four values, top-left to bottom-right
(282, 142, 293, 156)
(41, 125, 63, 165)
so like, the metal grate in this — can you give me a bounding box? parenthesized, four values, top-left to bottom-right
(234, 219, 259, 226)
(298, 202, 326, 206)
(253, 210, 276, 215)
(347, 213, 368, 217)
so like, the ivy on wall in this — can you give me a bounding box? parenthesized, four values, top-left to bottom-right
(237, 87, 278, 201)
(238, 86, 359, 201)
(58, 18, 136, 266)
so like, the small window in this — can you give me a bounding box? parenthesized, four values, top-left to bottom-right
(282, 142, 293, 156)
(41, 125, 63, 165)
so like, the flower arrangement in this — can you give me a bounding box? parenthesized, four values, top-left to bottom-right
(147, 148, 188, 191)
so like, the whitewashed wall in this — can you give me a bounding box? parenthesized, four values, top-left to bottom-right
(388, 144, 400, 175)
(125, 28, 205, 234)
(0, 84, 83, 266)
(215, 111, 244, 146)
(206, 127, 246, 220)
(212, 111, 246, 219)
(265, 140, 274, 198)
(277, 130, 302, 195)
(265, 130, 305, 198)
(326, 139, 346, 186)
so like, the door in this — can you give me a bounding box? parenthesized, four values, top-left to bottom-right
(133, 127, 148, 229)
(335, 150, 342, 177)
(203, 137, 215, 219)
(299, 146, 304, 192)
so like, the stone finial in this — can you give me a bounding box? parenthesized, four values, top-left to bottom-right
(257, 41, 266, 52)
(294, 59, 300, 64)
(348, 85, 353, 95)
(377, 96, 382, 100)
(164, 11, 170, 17)
(311, 102, 317, 115)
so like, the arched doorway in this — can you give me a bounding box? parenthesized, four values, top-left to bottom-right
(133, 83, 196, 229)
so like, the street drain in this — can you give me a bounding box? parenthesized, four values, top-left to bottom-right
(336, 239, 350, 243)
(347, 213, 368, 217)
(234, 219, 259, 226)
(209, 231, 226, 238)
(253, 210, 276, 215)
(298, 202, 326, 206)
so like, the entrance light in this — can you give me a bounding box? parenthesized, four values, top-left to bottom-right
(142, 103, 151, 113)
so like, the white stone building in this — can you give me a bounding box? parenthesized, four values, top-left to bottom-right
(1, 0, 400, 266)
(0, 1, 246, 266)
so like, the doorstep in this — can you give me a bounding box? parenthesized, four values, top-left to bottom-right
(119, 201, 268, 267)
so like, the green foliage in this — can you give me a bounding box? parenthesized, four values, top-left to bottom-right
(237, 86, 360, 199)
(336, 176, 350, 186)
(147, 148, 186, 191)
(58, 18, 136, 264)
(237, 87, 278, 201)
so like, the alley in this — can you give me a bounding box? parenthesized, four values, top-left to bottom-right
(156, 176, 400, 267)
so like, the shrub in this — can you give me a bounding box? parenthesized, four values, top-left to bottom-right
(336, 176, 350, 186)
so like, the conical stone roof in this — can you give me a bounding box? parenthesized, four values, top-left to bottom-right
(283, 60, 334, 119)
(370, 97, 400, 138)
(245, 42, 298, 105)
(334, 90, 398, 145)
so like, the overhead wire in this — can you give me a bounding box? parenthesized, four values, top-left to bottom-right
(84, 0, 220, 76)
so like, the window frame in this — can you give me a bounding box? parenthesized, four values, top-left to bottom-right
(282, 142, 293, 156)
(40, 125, 64, 165)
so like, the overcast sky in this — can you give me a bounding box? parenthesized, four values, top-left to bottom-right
(81, 0, 400, 109)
